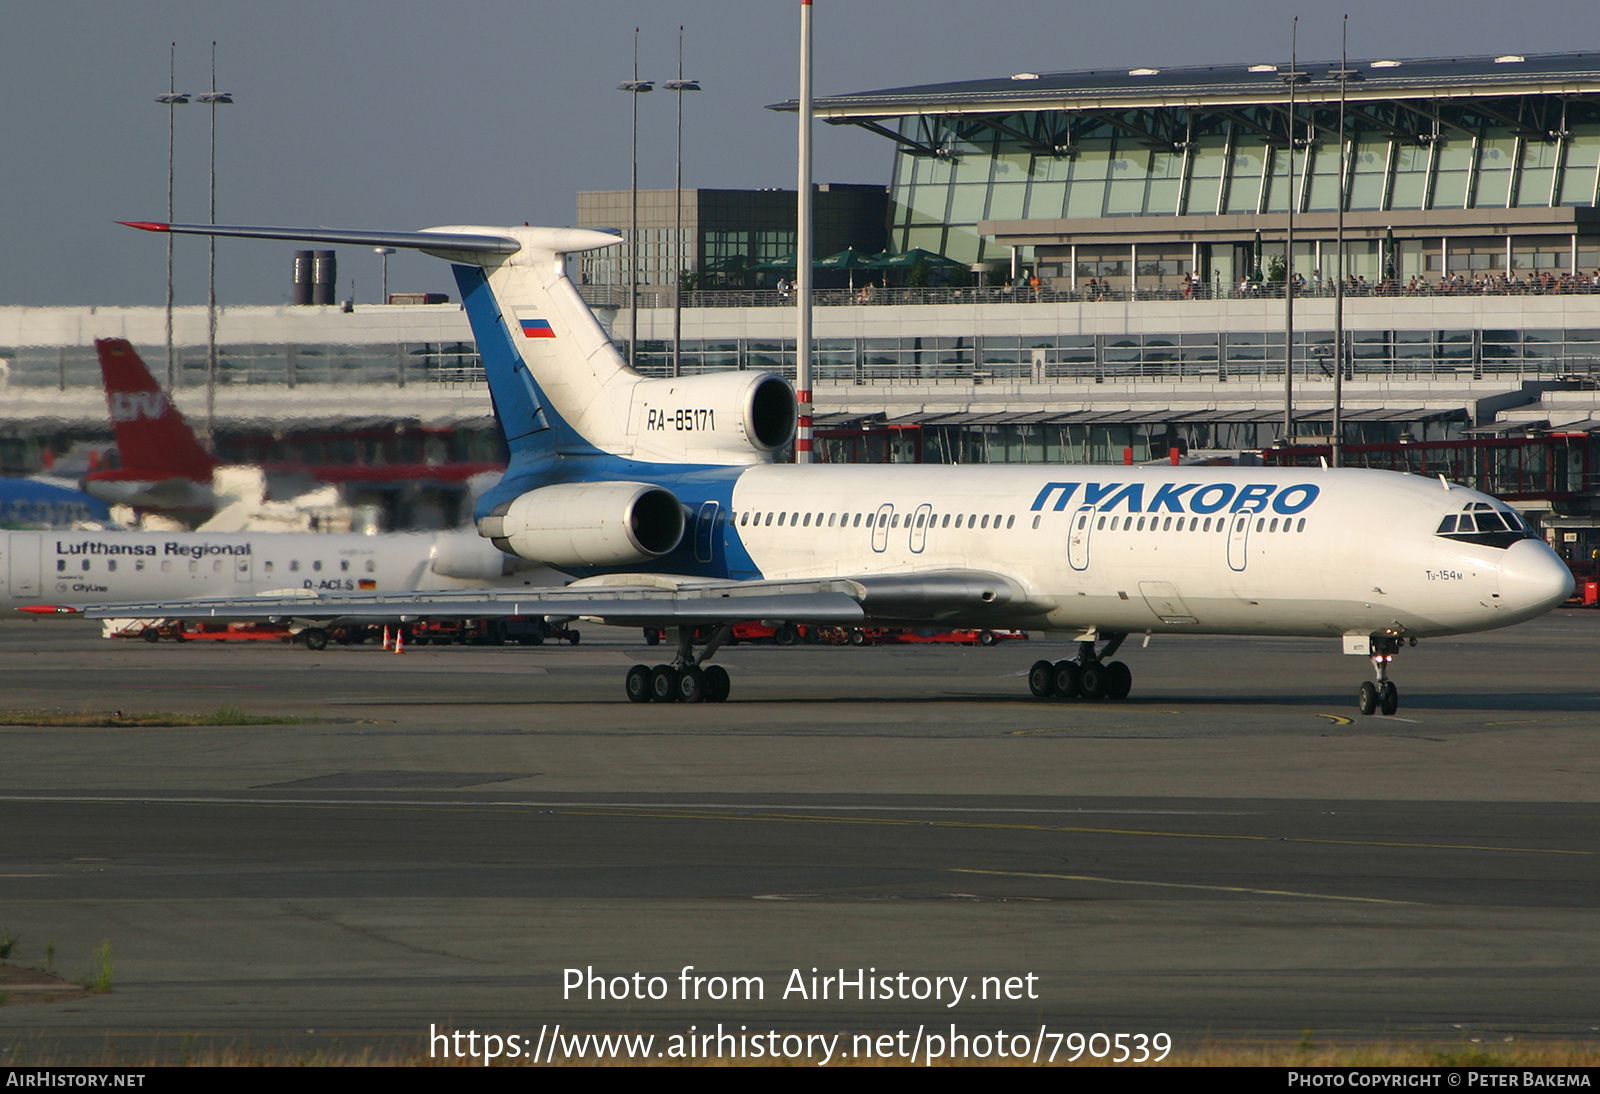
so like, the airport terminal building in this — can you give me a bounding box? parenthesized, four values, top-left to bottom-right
(6, 50, 1600, 549)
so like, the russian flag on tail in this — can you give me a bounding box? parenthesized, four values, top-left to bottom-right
(519, 318, 555, 339)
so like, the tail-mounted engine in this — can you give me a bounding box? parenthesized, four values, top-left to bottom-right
(629, 371, 796, 464)
(476, 482, 685, 567)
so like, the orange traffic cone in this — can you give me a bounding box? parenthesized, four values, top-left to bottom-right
(382, 625, 391, 650)
(393, 628, 405, 655)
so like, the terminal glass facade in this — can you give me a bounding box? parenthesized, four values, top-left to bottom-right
(884, 98, 1600, 267)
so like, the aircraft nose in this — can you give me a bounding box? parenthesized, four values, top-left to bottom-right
(1500, 539, 1574, 617)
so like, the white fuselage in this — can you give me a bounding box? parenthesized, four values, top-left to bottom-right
(725, 464, 1571, 638)
(0, 528, 543, 609)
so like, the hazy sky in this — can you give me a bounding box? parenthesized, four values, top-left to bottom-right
(4, 0, 1596, 306)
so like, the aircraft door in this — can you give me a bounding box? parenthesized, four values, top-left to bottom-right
(694, 501, 720, 563)
(1227, 512, 1252, 571)
(1067, 505, 1094, 571)
(908, 503, 933, 553)
(7, 532, 40, 599)
(870, 503, 894, 553)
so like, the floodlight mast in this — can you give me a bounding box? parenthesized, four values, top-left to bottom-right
(663, 28, 701, 380)
(155, 43, 191, 393)
(795, 0, 814, 463)
(618, 29, 653, 373)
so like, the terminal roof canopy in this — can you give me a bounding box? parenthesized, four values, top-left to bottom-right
(770, 52, 1600, 117)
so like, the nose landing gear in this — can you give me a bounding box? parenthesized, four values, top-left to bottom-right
(1356, 635, 1406, 716)
(1029, 632, 1132, 702)
(627, 624, 734, 704)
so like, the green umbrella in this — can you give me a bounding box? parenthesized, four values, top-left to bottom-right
(862, 248, 964, 270)
(1250, 230, 1264, 283)
(1383, 226, 1397, 282)
(814, 247, 876, 289)
(746, 253, 794, 272)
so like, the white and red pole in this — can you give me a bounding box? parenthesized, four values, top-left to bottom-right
(794, 0, 814, 463)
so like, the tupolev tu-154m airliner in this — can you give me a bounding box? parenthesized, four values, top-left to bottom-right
(41, 219, 1572, 714)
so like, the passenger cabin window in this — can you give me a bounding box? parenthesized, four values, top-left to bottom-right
(365, 560, 377, 573)
(264, 561, 275, 573)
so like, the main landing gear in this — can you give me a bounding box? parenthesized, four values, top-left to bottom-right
(1357, 635, 1409, 716)
(1028, 633, 1133, 702)
(626, 624, 733, 704)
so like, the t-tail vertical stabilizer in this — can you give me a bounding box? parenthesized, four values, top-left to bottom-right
(120, 222, 797, 473)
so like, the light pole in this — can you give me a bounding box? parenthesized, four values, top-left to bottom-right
(618, 29, 653, 372)
(1331, 16, 1358, 468)
(795, 0, 814, 463)
(375, 247, 395, 303)
(155, 44, 190, 393)
(1281, 18, 1307, 447)
(663, 27, 701, 379)
(196, 42, 233, 453)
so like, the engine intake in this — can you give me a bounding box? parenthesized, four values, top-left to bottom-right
(477, 482, 685, 567)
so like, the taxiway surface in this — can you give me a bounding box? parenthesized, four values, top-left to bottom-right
(1, 614, 1596, 1060)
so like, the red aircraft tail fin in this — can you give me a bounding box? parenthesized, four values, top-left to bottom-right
(94, 338, 218, 482)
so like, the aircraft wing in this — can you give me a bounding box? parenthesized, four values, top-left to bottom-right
(24, 570, 1050, 629)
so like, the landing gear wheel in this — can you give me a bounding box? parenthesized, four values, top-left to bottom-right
(649, 664, 679, 702)
(625, 664, 652, 703)
(1104, 660, 1133, 701)
(1358, 681, 1379, 716)
(1379, 680, 1399, 716)
(141, 627, 160, 644)
(568, 630, 581, 645)
(1051, 660, 1081, 700)
(677, 666, 707, 704)
(703, 665, 731, 703)
(1028, 660, 1056, 699)
(302, 628, 329, 651)
(1079, 662, 1108, 700)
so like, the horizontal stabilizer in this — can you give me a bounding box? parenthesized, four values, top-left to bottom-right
(119, 221, 522, 255)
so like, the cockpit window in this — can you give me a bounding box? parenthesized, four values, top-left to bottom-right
(1436, 503, 1534, 549)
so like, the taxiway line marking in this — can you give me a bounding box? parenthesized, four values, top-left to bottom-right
(550, 807, 1589, 856)
(950, 867, 1414, 905)
(0, 795, 1582, 856)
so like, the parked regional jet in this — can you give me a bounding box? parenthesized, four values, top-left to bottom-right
(5, 525, 551, 636)
(87, 338, 505, 522)
(84, 338, 220, 514)
(0, 478, 113, 530)
(73, 219, 1573, 713)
